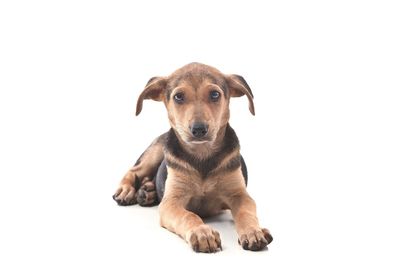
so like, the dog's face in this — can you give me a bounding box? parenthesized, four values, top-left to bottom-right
(135, 63, 255, 145)
(164, 66, 231, 144)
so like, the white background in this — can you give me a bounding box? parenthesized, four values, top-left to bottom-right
(1, 0, 399, 266)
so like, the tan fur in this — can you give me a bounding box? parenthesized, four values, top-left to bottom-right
(113, 63, 272, 252)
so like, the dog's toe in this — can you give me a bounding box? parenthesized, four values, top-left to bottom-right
(136, 181, 157, 206)
(239, 227, 272, 251)
(113, 184, 137, 206)
(262, 228, 273, 244)
(187, 225, 221, 253)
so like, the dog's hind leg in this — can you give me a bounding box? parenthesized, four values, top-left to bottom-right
(136, 158, 169, 206)
(112, 133, 167, 206)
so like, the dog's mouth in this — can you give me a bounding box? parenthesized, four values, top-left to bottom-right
(186, 136, 213, 144)
(174, 126, 214, 145)
(189, 140, 210, 144)
(186, 135, 214, 145)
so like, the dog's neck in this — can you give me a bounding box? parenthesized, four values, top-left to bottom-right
(166, 124, 240, 177)
(176, 124, 229, 159)
(192, 127, 227, 159)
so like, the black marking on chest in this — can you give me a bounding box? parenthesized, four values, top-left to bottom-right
(165, 125, 240, 178)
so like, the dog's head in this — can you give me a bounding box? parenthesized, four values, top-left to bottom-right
(135, 63, 254, 145)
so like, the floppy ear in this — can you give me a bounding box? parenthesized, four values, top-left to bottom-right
(226, 74, 255, 115)
(135, 76, 167, 116)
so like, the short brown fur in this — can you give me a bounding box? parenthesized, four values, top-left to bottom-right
(113, 63, 272, 252)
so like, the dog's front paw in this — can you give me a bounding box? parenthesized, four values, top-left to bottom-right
(186, 225, 222, 253)
(112, 184, 137, 206)
(238, 228, 273, 251)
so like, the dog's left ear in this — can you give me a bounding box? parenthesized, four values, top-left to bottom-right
(226, 74, 255, 115)
(135, 76, 167, 116)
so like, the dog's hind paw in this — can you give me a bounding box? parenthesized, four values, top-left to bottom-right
(136, 179, 157, 206)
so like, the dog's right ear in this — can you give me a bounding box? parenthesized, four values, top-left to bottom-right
(135, 76, 167, 116)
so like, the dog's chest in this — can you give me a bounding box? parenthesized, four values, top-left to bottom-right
(185, 177, 224, 217)
(190, 176, 220, 196)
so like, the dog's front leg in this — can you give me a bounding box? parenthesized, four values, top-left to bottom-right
(230, 192, 273, 251)
(113, 134, 166, 206)
(159, 198, 222, 253)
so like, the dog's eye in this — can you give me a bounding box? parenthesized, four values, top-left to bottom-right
(209, 91, 220, 102)
(173, 92, 185, 103)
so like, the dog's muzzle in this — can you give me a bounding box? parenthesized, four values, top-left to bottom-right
(190, 122, 208, 139)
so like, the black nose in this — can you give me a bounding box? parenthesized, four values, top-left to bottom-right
(190, 123, 208, 138)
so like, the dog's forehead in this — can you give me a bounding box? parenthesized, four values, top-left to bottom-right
(166, 63, 227, 95)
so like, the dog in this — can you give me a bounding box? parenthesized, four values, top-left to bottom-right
(113, 62, 272, 252)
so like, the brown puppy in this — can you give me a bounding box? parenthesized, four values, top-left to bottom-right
(113, 63, 272, 252)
